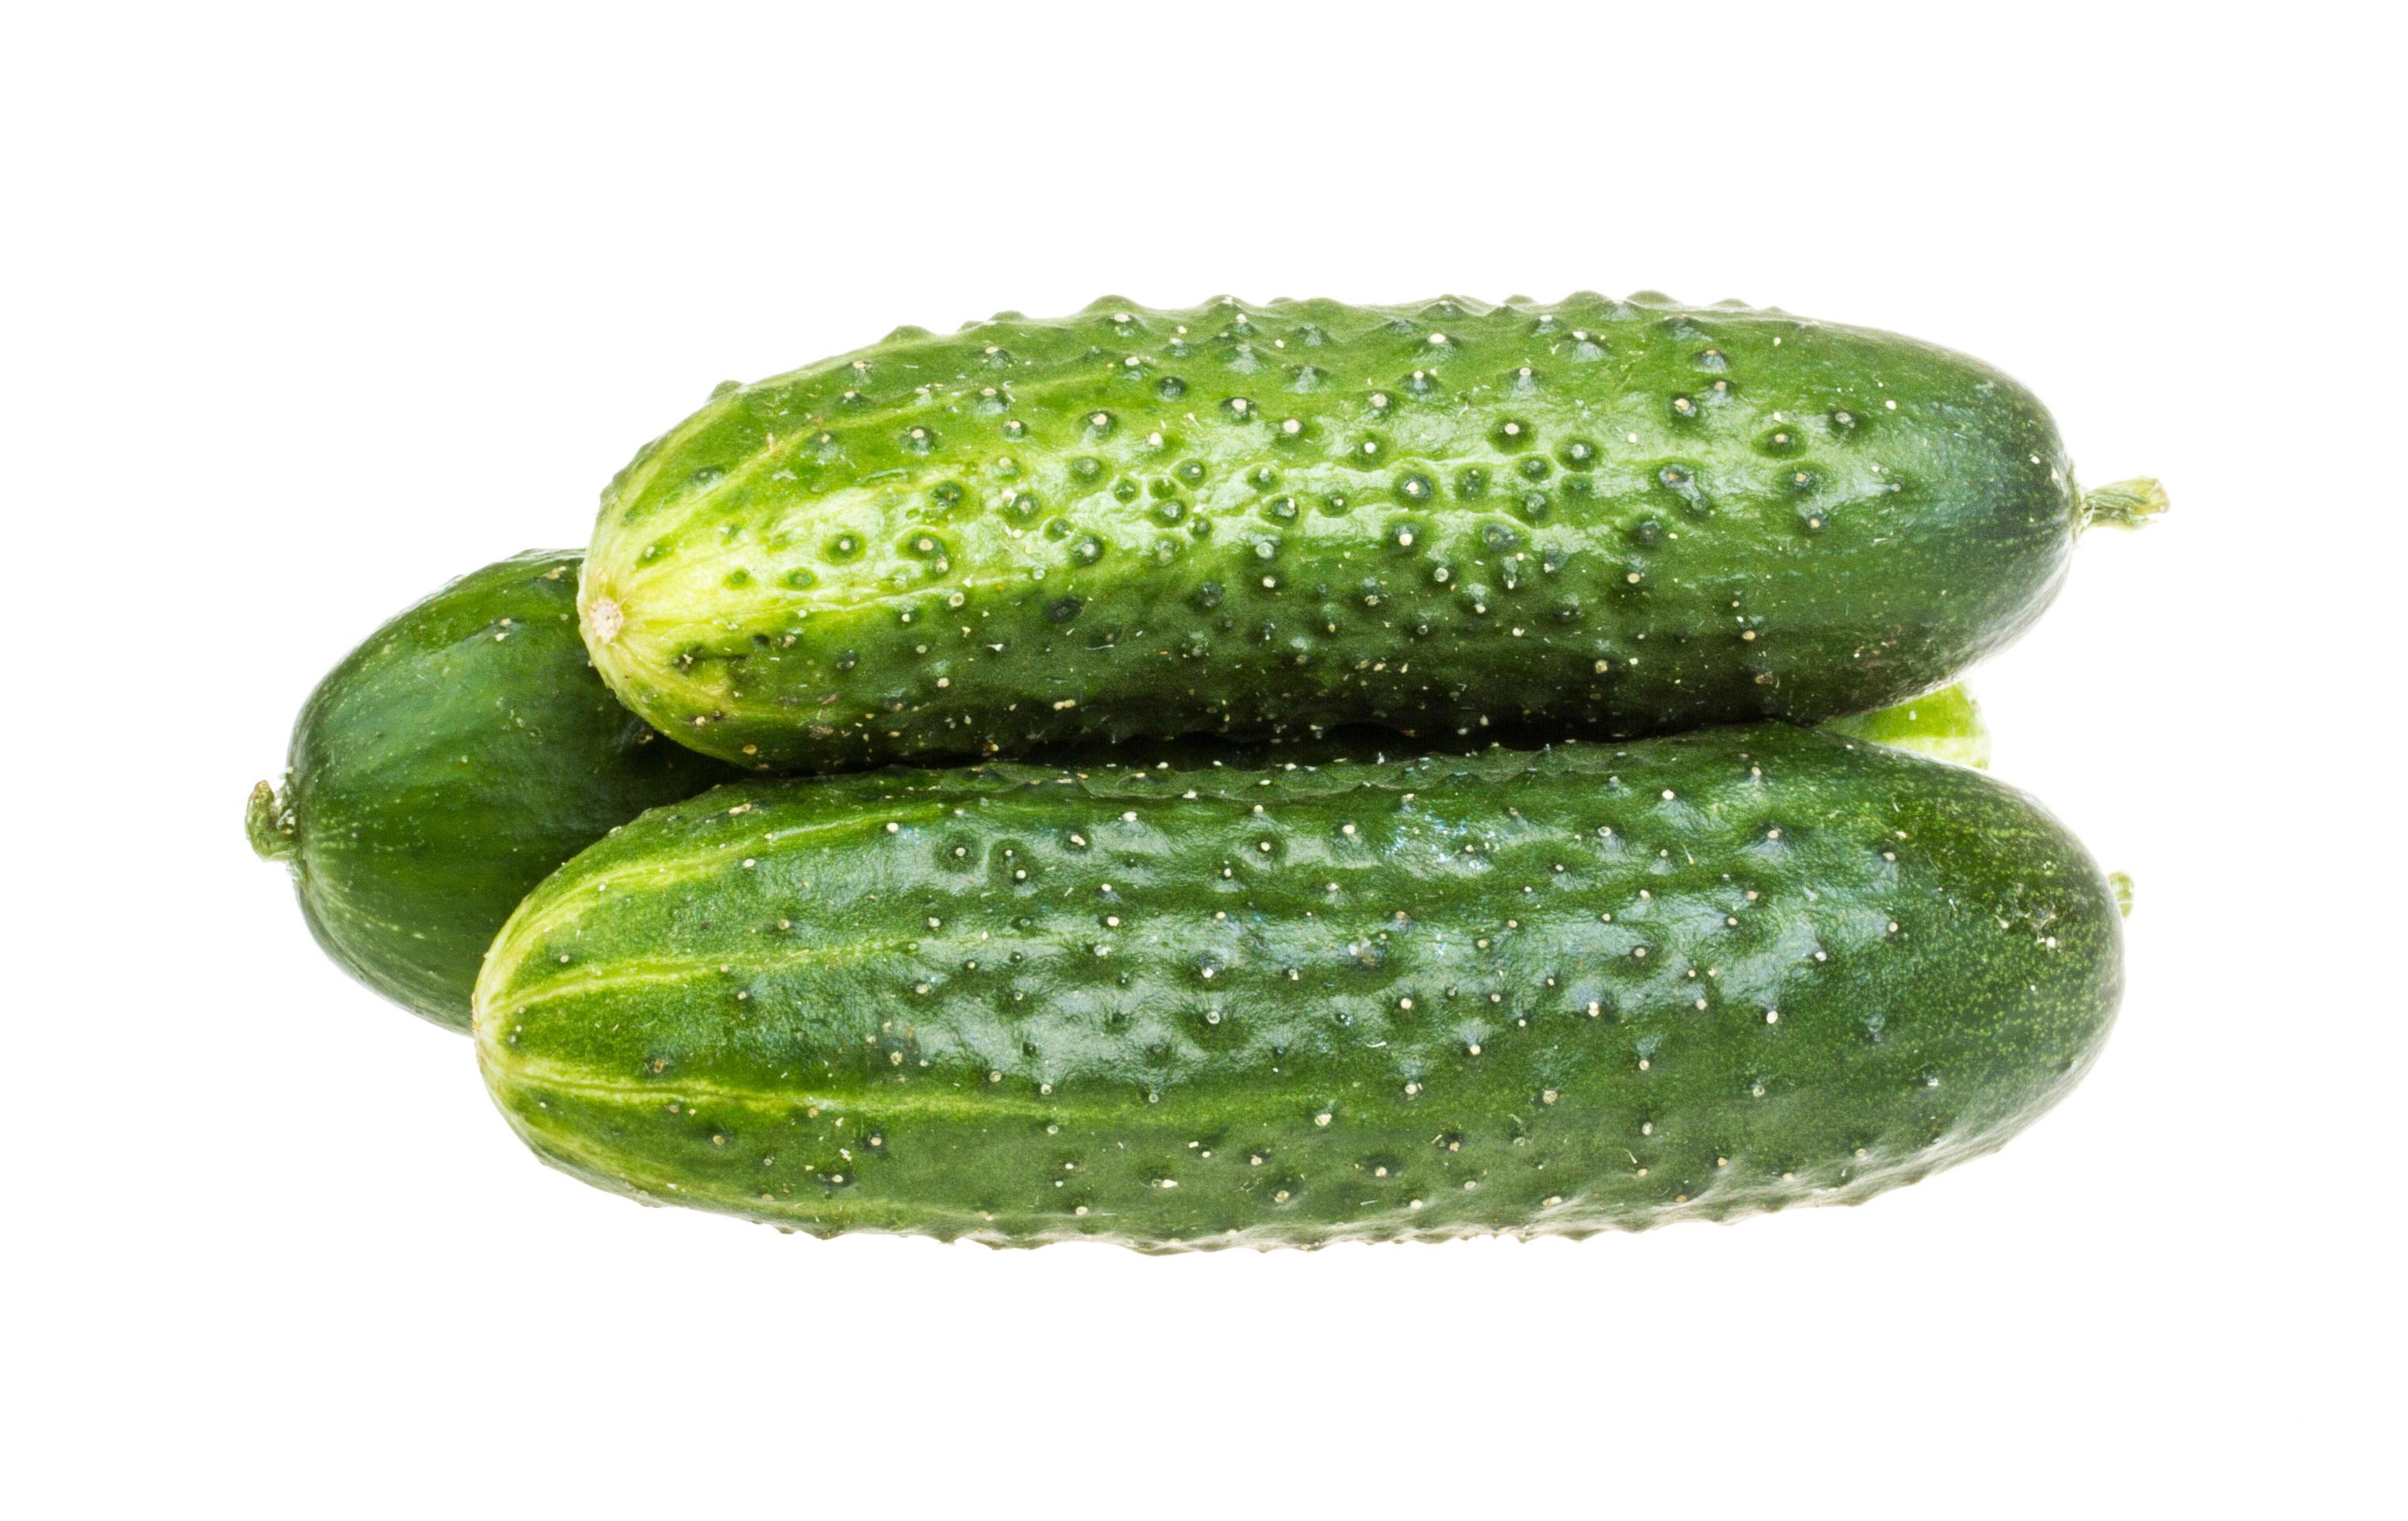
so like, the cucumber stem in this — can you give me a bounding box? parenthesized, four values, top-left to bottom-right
(2082, 478, 2168, 531)
(247, 778, 297, 862)
(2109, 871, 2135, 919)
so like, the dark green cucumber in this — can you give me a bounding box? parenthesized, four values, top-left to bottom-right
(246, 539, 1967, 1033)
(476, 723, 2120, 1248)
(580, 293, 2161, 770)
(250, 550, 740, 1029)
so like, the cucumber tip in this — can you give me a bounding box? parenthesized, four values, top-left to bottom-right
(585, 594, 625, 644)
(247, 778, 297, 862)
(2084, 479, 2169, 531)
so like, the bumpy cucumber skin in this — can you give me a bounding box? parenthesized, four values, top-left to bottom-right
(475, 725, 2121, 1249)
(582, 293, 2084, 770)
(258, 551, 739, 1028)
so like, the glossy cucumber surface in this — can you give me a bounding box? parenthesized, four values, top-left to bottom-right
(250, 550, 739, 1027)
(476, 722, 2121, 1247)
(580, 293, 2159, 769)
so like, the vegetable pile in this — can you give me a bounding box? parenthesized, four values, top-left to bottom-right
(252, 293, 2161, 1248)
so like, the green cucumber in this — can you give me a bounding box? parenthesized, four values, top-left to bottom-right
(476, 722, 2120, 1248)
(246, 541, 1971, 1030)
(1824, 683, 1990, 770)
(250, 550, 740, 1029)
(580, 293, 2160, 770)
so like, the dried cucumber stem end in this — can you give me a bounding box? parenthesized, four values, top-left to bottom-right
(583, 594, 626, 645)
(2081, 478, 2169, 531)
(2109, 872, 2135, 919)
(247, 778, 297, 862)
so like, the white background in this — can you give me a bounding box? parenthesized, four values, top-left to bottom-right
(9, 4, 2399, 1516)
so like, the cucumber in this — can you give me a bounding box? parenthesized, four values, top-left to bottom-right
(246, 542, 1972, 1030)
(249, 550, 740, 1029)
(476, 722, 2120, 1247)
(580, 293, 2160, 770)
(1824, 683, 1990, 770)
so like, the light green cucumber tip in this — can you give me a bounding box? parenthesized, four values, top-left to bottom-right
(247, 778, 297, 863)
(2083, 478, 2169, 530)
(1821, 683, 1991, 771)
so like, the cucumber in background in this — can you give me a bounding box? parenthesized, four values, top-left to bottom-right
(476, 722, 2120, 1248)
(1825, 683, 1990, 770)
(249, 552, 1983, 1033)
(580, 293, 2159, 770)
(248, 550, 740, 1029)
